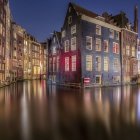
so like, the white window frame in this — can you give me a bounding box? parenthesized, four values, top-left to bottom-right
(126, 45, 130, 56)
(71, 25, 76, 34)
(72, 55, 76, 71)
(95, 75, 101, 84)
(96, 38, 101, 51)
(104, 40, 108, 52)
(86, 36, 92, 50)
(96, 25, 101, 35)
(64, 40, 69, 52)
(95, 56, 101, 72)
(65, 57, 69, 71)
(113, 58, 119, 72)
(132, 46, 135, 57)
(86, 55, 92, 71)
(71, 37, 76, 51)
(109, 29, 114, 38)
(104, 57, 109, 72)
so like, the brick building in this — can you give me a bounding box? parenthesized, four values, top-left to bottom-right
(47, 3, 138, 87)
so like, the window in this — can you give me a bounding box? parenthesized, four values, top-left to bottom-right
(62, 30, 66, 38)
(72, 55, 76, 71)
(64, 40, 69, 52)
(113, 58, 119, 72)
(116, 32, 119, 40)
(65, 57, 69, 71)
(104, 57, 109, 71)
(86, 55, 92, 71)
(71, 37, 76, 51)
(126, 60, 130, 73)
(71, 25, 76, 34)
(109, 29, 114, 38)
(95, 56, 101, 71)
(68, 16, 72, 24)
(56, 56, 59, 72)
(113, 76, 120, 83)
(96, 25, 101, 35)
(104, 40, 108, 52)
(126, 45, 130, 56)
(86, 36, 92, 50)
(96, 38, 101, 51)
(52, 47, 56, 54)
(49, 58, 52, 72)
(95, 75, 101, 84)
(113, 42, 119, 54)
(132, 46, 135, 57)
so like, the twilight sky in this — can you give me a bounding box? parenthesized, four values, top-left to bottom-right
(9, 0, 140, 42)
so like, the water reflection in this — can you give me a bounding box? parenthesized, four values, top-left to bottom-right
(0, 81, 140, 139)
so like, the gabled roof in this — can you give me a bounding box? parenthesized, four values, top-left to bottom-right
(71, 2, 98, 18)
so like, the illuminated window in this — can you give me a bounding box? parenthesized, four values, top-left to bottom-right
(53, 57, 56, 72)
(104, 40, 108, 52)
(0, 23, 2, 34)
(71, 25, 76, 34)
(56, 56, 59, 72)
(132, 46, 135, 57)
(86, 36, 92, 50)
(65, 57, 69, 71)
(62, 30, 66, 38)
(71, 37, 76, 51)
(72, 55, 76, 71)
(113, 42, 119, 54)
(96, 38, 101, 51)
(126, 45, 130, 56)
(104, 57, 109, 71)
(86, 55, 92, 71)
(95, 75, 101, 84)
(126, 60, 130, 73)
(64, 40, 69, 52)
(95, 56, 101, 71)
(109, 29, 114, 38)
(113, 58, 119, 72)
(96, 25, 101, 35)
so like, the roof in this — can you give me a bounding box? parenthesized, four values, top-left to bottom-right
(71, 2, 98, 18)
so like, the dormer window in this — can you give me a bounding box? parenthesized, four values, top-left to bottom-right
(96, 25, 101, 35)
(68, 16, 72, 24)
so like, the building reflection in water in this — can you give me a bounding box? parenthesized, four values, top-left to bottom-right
(0, 81, 140, 139)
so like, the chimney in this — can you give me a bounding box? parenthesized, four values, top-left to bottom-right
(134, 5, 138, 32)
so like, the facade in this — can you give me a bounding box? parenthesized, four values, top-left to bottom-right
(23, 33, 32, 79)
(48, 3, 138, 87)
(138, 39, 140, 74)
(0, 0, 47, 88)
(48, 31, 61, 83)
(31, 38, 41, 79)
(11, 23, 25, 81)
(40, 42, 47, 79)
(23, 34, 44, 80)
(0, 0, 7, 86)
(5, 1, 11, 83)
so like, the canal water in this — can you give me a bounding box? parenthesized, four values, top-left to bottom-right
(0, 80, 140, 140)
